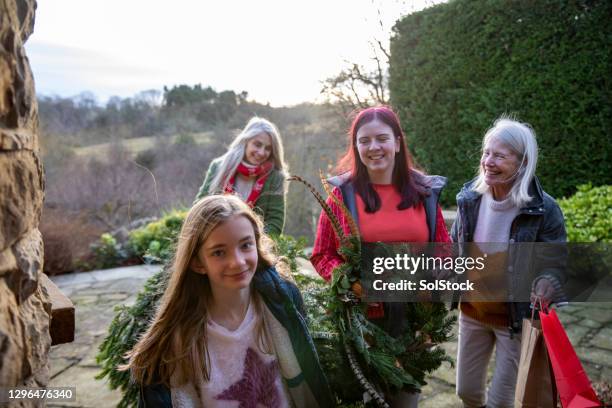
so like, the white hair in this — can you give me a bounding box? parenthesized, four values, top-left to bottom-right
(208, 117, 288, 193)
(473, 116, 539, 208)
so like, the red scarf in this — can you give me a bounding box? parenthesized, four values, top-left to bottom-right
(224, 161, 273, 207)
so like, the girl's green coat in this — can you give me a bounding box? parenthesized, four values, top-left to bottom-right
(195, 157, 286, 235)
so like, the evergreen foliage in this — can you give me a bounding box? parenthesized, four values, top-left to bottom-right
(88, 210, 187, 269)
(294, 273, 363, 405)
(89, 233, 130, 270)
(559, 184, 612, 242)
(326, 238, 456, 401)
(273, 234, 309, 274)
(389, 0, 612, 206)
(127, 209, 187, 262)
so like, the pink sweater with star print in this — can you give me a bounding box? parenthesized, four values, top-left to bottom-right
(171, 300, 290, 408)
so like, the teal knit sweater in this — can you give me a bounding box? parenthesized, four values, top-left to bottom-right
(194, 157, 286, 235)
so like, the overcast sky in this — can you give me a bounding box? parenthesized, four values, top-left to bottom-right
(26, 0, 444, 106)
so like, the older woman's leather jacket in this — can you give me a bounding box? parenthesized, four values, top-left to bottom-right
(451, 176, 567, 335)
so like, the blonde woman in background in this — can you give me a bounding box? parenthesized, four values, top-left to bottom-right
(195, 117, 288, 235)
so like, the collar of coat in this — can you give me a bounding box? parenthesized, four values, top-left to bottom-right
(456, 175, 546, 214)
(327, 171, 447, 194)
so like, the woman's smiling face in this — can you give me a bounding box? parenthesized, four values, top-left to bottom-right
(355, 119, 399, 183)
(244, 132, 272, 166)
(481, 137, 521, 198)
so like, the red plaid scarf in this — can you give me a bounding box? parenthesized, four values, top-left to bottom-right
(224, 161, 273, 207)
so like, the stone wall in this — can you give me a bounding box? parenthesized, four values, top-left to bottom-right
(0, 0, 52, 398)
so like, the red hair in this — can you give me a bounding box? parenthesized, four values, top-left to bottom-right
(336, 106, 429, 212)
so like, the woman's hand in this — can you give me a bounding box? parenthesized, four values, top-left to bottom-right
(530, 277, 556, 308)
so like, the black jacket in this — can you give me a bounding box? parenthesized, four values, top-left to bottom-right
(450, 176, 567, 334)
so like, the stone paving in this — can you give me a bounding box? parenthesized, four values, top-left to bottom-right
(48, 262, 611, 407)
(48, 265, 162, 408)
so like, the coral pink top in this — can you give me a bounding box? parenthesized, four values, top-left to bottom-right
(357, 184, 429, 243)
(311, 185, 450, 282)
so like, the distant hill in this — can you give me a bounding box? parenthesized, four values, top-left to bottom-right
(73, 132, 213, 158)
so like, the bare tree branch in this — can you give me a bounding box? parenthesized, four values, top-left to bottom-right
(320, 7, 391, 116)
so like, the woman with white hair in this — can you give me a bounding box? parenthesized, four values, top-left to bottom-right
(451, 116, 567, 407)
(195, 117, 288, 235)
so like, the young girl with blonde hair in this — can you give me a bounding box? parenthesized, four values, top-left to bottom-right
(125, 195, 333, 407)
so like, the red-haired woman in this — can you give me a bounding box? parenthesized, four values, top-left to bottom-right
(310, 106, 450, 407)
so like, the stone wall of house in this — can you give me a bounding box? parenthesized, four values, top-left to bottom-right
(0, 0, 52, 398)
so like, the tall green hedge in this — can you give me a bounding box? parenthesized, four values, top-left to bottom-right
(389, 0, 611, 206)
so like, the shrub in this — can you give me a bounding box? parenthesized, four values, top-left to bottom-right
(126, 210, 310, 266)
(89, 207, 313, 271)
(273, 234, 307, 273)
(45, 144, 161, 230)
(389, 0, 612, 205)
(89, 233, 131, 269)
(40, 208, 105, 275)
(559, 184, 611, 242)
(134, 148, 156, 169)
(127, 209, 187, 262)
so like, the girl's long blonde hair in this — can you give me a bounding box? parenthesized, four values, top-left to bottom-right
(124, 195, 278, 387)
(208, 117, 288, 193)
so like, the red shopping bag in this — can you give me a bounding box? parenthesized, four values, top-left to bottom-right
(539, 308, 602, 408)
